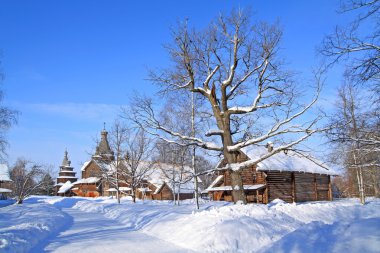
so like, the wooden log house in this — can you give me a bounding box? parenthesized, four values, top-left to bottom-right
(0, 164, 12, 200)
(204, 145, 335, 203)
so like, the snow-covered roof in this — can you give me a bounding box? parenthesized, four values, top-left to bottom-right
(58, 181, 73, 194)
(80, 161, 91, 171)
(147, 163, 199, 194)
(55, 182, 64, 187)
(59, 170, 75, 173)
(138, 187, 152, 192)
(242, 146, 335, 175)
(57, 176, 77, 179)
(208, 175, 224, 189)
(206, 184, 265, 192)
(0, 164, 11, 182)
(0, 187, 12, 193)
(106, 188, 118, 192)
(73, 177, 101, 184)
(119, 187, 132, 191)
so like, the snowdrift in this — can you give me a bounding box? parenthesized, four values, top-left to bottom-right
(1, 196, 379, 253)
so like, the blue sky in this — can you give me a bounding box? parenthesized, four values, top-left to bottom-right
(0, 1, 353, 174)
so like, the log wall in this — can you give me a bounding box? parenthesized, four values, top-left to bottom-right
(266, 171, 293, 203)
(266, 171, 331, 203)
(82, 161, 102, 178)
(223, 166, 265, 186)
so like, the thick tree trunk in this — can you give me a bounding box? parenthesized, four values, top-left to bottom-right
(230, 170, 246, 203)
(222, 120, 246, 204)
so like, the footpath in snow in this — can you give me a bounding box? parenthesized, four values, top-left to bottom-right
(0, 196, 380, 253)
(33, 203, 193, 253)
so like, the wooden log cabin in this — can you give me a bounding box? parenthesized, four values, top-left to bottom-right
(0, 164, 12, 200)
(204, 146, 335, 203)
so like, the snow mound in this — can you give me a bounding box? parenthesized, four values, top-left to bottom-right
(263, 218, 380, 253)
(0, 200, 69, 252)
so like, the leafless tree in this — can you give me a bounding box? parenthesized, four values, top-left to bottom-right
(131, 9, 326, 203)
(321, 0, 379, 88)
(37, 169, 56, 196)
(0, 56, 18, 161)
(9, 158, 46, 204)
(155, 142, 193, 205)
(119, 127, 155, 203)
(108, 120, 129, 204)
(327, 84, 380, 203)
(321, 1, 380, 203)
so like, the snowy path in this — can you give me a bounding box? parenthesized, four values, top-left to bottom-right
(32, 207, 194, 253)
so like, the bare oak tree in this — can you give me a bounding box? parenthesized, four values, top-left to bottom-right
(132, 10, 325, 203)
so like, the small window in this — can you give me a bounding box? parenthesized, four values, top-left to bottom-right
(253, 173, 257, 183)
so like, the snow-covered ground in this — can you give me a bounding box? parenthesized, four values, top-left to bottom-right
(0, 196, 379, 253)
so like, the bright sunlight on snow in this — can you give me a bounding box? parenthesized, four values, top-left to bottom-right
(1, 196, 379, 253)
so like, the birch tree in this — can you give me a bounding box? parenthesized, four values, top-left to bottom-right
(9, 159, 46, 204)
(108, 120, 130, 204)
(321, 1, 380, 202)
(0, 57, 18, 161)
(327, 84, 380, 203)
(132, 10, 325, 203)
(321, 0, 379, 89)
(155, 142, 193, 205)
(119, 128, 155, 203)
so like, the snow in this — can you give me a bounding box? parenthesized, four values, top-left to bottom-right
(0, 164, 11, 181)
(59, 170, 76, 173)
(1, 196, 379, 253)
(207, 175, 224, 189)
(147, 164, 199, 194)
(205, 129, 224, 136)
(0, 188, 12, 193)
(0, 196, 68, 253)
(119, 187, 132, 191)
(58, 181, 73, 194)
(80, 161, 91, 171)
(57, 176, 77, 179)
(206, 184, 265, 192)
(73, 177, 101, 184)
(242, 146, 336, 175)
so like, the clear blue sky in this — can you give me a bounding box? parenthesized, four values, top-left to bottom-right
(0, 1, 352, 174)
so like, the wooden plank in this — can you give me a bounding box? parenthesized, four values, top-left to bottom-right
(328, 175, 332, 201)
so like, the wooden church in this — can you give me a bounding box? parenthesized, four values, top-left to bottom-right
(55, 150, 78, 196)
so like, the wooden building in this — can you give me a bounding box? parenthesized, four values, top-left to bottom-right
(0, 164, 12, 200)
(204, 146, 335, 204)
(59, 127, 198, 201)
(55, 150, 78, 196)
(73, 127, 116, 197)
(142, 165, 198, 201)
